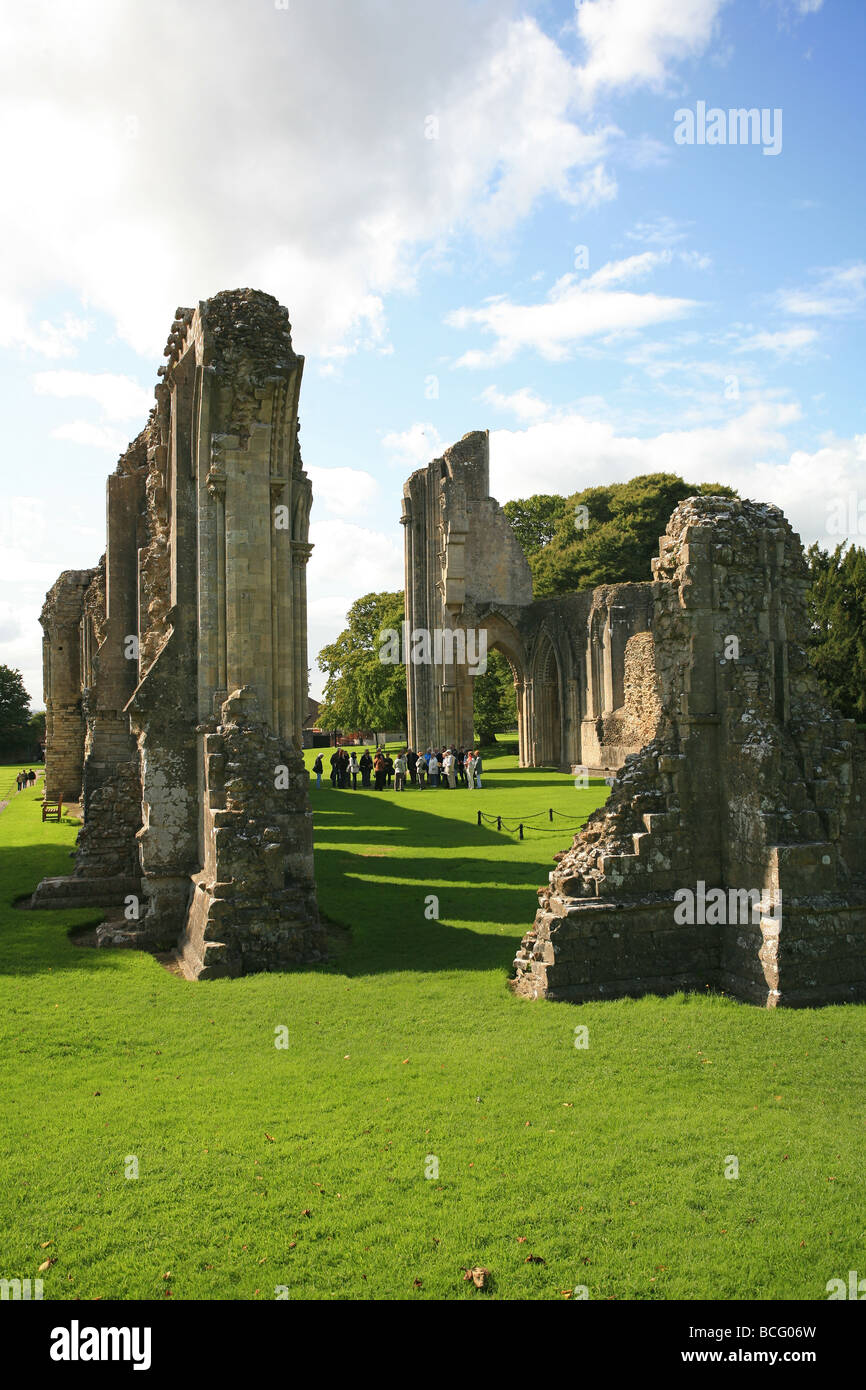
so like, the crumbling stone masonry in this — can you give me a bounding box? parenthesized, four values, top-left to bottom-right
(33, 289, 327, 978)
(514, 497, 866, 1008)
(402, 431, 652, 770)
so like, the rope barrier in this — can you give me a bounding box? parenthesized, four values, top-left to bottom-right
(476, 806, 591, 839)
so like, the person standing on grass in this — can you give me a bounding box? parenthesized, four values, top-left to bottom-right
(373, 749, 386, 791)
(416, 752, 426, 788)
(348, 752, 359, 788)
(428, 751, 440, 788)
(360, 748, 373, 788)
(473, 750, 483, 788)
(394, 750, 407, 791)
(384, 751, 395, 788)
(313, 753, 324, 789)
(456, 748, 466, 786)
(330, 749, 340, 788)
(443, 748, 456, 789)
(464, 751, 474, 788)
(28, 769, 36, 786)
(406, 748, 418, 786)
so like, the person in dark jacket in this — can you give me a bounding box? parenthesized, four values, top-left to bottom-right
(360, 749, 373, 788)
(330, 750, 340, 787)
(373, 750, 386, 791)
(384, 752, 395, 789)
(313, 753, 324, 788)
(406, 749, 418, 786)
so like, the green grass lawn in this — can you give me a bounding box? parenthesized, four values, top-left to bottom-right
(0, 756, 864, 1301)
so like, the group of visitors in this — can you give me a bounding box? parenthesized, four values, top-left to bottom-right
(15, 769, 37, 792)
(312, 746, 484, 791)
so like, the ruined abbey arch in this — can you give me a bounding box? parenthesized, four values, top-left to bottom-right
(32, 290, 327, 978)
(401, 430, 654, 770)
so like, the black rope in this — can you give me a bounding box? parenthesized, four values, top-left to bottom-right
(477, 812, 590, 837)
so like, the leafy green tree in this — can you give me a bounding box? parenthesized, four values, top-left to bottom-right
(502, 494, 569, 555)
(0, 665, 31, 752)
(473, 649, 517, 745)
(28, 709, 46, 744)
(507, 474, 738, 596)
(317, 591, 407, 736)
(806, 541, 866, 721)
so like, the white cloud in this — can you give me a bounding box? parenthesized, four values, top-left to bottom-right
(381, 423, 444, 469)
(0, 602, 21, 644)
(486, 407, 866, 556)
(480, 385, 550, 423)
(488, 400, 801, 504)
(306, 519, 404, 696)
(626, 215, 692, 246)
(306, 466, 380, 520)
(0, 497, 103, 704)
(575, 0, 727, 101)
(308, 520, 403, 601)
(50, 420, 132, 452)
(777, 0, 824, 16)
(776, 264, 866, 319)
(449, 254, 697, 366)
(734, 327, 818, 357)
(32, 370, 153, 420)
(0, 299, 91, 358)
(0, 3, 650, 362)
(678, 250, 712, 272)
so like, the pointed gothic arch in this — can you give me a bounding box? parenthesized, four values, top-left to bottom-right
(529, 627, 563, 767)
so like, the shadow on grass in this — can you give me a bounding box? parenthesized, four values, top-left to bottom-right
(0, 762, 603, 983)
(308, 789, 571, 978)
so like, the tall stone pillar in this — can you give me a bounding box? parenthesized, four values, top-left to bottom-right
(40, 570, 95, 801)
(33, 289, 326, 977)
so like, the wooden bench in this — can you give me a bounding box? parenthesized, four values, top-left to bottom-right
(41, 799, 62, 822)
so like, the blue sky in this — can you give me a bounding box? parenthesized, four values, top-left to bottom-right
(0, 0, 863, 702)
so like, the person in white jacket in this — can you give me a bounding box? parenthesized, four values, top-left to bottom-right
(394, 751, 407, 791)
(442, 749, 456, 788)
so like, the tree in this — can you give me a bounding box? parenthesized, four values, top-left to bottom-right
(317, 591, 407, 736)
(0, 665, 32, 752)
(502, 494, 569, 555)
(806, 541, 866, 721)
(506, 474, 739, 596)
(473, 649, 517, 745)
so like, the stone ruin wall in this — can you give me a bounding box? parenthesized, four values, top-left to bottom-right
(402, 432, 654, 771)
(514, 496, 866, 1008)
(33, 289, 327, 979)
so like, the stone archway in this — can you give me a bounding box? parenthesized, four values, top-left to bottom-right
(474, 611, 528, 764)
(530, 629, 563, 767)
